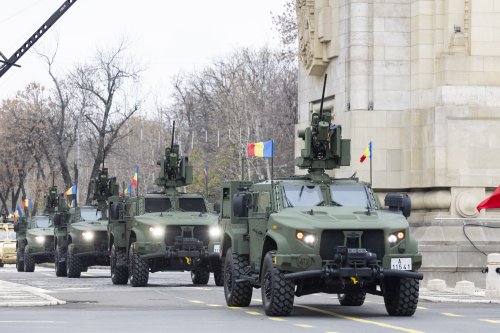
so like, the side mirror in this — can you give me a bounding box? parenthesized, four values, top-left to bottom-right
(213, 202, 221, 214)
(109, 203, 122, 220)
(232, 193, 249, 218)
(384, 193, 411, 218)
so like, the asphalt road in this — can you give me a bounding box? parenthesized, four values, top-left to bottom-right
(1, 265, 500, 333)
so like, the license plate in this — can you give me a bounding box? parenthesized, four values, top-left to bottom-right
(213, 244, 221, 253)
(391, 258, 412, 270)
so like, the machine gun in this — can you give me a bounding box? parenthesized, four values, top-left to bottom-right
(155, 121, 193, 192)
(295, 74, 351, 181)
(90, 168, 118, 218)
(0, 0, 78, 78)
(44, 174, 60, 214)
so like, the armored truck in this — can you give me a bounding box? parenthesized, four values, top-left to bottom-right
(220, 76, 423, 317)
(108, 123, 222, 287)
(0, 221, 16, 267)
(53, 169, 118, 277)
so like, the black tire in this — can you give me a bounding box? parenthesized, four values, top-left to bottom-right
(338, 292, 366, 306)
(191, 267, 210, 285)
(55, 245, 67, 277)
(16, 247, 24, 272)
(223, 248, 252, 307)
(23, 245, 35, 272)
(111, 245, 128, 285)
(66, 246, 82, 278)
(128, 243, 149, 287)
(0, 263, 3, 268)
(213, 263, 224, 287)
(261, 251, 295, 316)
(383, 276, 419, 316)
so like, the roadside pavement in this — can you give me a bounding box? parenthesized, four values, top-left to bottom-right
(420, 287, 500, 304)
(0, 279, 66, 307)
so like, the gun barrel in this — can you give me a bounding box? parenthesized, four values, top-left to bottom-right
(319, 74, 328, 117)
(171, 121, 176, 148)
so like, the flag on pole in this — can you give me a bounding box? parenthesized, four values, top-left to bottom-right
(360, 141, 372, 163)
(125, 184, 132, 195)
(477, 186, 500, 211)
(15, 205, 23, 218)
(131, 166, 139, 188)
(203, 165, 208, 182)
(65, 184, 77, 195)
(7, 210, 14, 219)
(23, 198, 32, 208)
(247, 140, 273, 158)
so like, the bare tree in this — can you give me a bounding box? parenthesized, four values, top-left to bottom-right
(71, 42, 142, 203)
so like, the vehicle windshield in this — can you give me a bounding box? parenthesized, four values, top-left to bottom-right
(34, 216, 51, 228)
(282, 185, 324, 207)
(330, 185, 370, 207)
(178, 198, 207, 212)
(145, 198, 172, 213)
(0, 229, 15, 240)
(80, 207, 102, 221)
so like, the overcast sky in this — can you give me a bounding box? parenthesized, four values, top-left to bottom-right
(0, 0, 288, 104)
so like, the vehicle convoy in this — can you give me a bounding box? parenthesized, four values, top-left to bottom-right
(15, 186, 59, 272)
(0, 221, 16, 267)
(220, 76, 423, 317)
(53, 169, 118, 278)
(108, 123, 222, 287)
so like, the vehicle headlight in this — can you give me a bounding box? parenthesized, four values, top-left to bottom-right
(296, 230, 316, 246)
(35, 236, 45, 244)
(82, 231, 94, 241)
(388, 230, 405, 245)
(149, 226, 165, 237)
(209, 225, 221, 238)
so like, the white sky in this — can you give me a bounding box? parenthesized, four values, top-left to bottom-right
(0, 0, 288, 105)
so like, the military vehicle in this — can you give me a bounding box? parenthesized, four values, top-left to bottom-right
(108, 122, 222, 287)
(0, 221, 16, 267)
(15, 186, 59, 272)
(220, 75, 423, 316)
(53, 169, 118, 277)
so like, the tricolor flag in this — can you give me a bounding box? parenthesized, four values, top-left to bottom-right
(23, 198, 32, 208)
(15, 205, 23, 218)
(7, 210, 14, 219)
(248, 140, 273, 158)
(203, 165, 208, 182)
(131, 166, 139, 188)
(65, 184, 77, 195)
(125, 184, 132, 195)
(360, 141, 372, 163)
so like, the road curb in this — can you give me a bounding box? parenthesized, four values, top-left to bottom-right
(0, 279, 66, 307)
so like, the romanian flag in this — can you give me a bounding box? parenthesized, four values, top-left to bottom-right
(203, 165, 208, 182)
(248, 140, 273, 158)
(23, 198, 32, 208)
(15, 205, 23, 218)
(65, 185, 77, 195)
(360, 141, 372, 163)
(131, 166, 139, 188)
(7, 210, 14, 219)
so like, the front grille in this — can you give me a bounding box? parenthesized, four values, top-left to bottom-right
(164, 225, 209, 247)
(320, 230, 385, 261)
(94, 231, 108, 251)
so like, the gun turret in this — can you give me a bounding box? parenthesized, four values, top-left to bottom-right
(44, 186, 59, 214)
(155, 121, 193, 191)
(295, 74, 351, 181)
(90, 168, 118, 218)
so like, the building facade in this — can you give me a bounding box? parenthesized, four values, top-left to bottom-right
(296, 0, 500, 287)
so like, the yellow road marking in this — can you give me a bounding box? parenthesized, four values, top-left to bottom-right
(268, 317, 286, 322)
(246, 311, 262, 316)
(441, 312, 463, 318)
(227, 306, 241, 310)
(206, 304, 223, 307)
(296, 304, 425, 333)
(294, 323, 314, 328)
(417, 306, 428, 310)
(479, 319, 500, 324)
(189, 300, 204, 304)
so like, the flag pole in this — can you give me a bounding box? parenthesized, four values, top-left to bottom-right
(369, 141, 373, 186)
(205, 164, 209, 199)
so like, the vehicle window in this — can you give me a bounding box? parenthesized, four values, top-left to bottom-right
(330, 185, 370, 207)
(35, 216, 51, 228)
(178, 198, 206, 212)
(282, 185, 324, 207)
(145, 198, 171, 213)
(257, 192, 271, 212)
(80, 208, 102, 221)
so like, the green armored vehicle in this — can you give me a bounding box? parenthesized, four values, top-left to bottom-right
(53, 169, 118, 277)
(15, 186, 58, 272)
(220, 77, 423, 317)
(108, 123, 222, 287)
